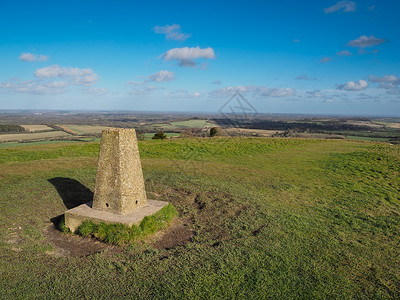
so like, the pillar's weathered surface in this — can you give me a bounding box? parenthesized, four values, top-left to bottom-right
(92, 128, 147, 214)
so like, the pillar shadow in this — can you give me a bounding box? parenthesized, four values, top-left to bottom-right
(48, 177, 94, 209)
(49, 177, 94, 230)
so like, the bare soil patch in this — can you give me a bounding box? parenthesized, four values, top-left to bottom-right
(44, 223, 121, 257)
(152, 219, 194, 250)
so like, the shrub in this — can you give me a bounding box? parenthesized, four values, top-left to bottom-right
(210, 127, 218, 137)
(152, 132, 167, 140)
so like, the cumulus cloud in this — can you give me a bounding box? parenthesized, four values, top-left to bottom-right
(320, 57, 332, 63)
(153, 24, 191, 41)
(34, 65, 98, 85)
(324, 1, 356, 13)
(210, 85, 295, 98)
(368, 75, 400, 89)
(336, 50, 352, 56)
(337, 79, 368, 91)
(19, 52, 48, 62)
(161, 46, 215, 67)
(347, 35, 387, 48)
(147, 70, 174, 82)
(0, 79, 67, 94)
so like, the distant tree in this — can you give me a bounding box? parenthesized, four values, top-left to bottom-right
(152, 132, 167, 140)
(136, 130, 145, 141)
(210, 127, 218, 137)
(0, 124, 25, 133)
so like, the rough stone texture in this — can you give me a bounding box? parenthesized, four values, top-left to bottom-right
(64, 128, 169, 233)
(92, 128, 147, 214)
(65, 200, 168, 233)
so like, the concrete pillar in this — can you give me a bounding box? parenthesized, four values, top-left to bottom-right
(92, 128, 147, 214)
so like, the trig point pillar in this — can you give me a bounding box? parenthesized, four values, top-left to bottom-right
(92, 128, 147, 214)
(64, 128, 168, 233)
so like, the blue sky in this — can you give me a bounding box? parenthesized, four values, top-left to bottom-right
(0, 0, 399, 115)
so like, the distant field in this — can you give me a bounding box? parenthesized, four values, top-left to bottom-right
(347, 135, 392, 142)
(388, 122, 400, 129)
(226, 128, 284, 137)
(20, 124, 53, 132)
(345, 120, 384, 128)
(0, 131, 71, 143)
(58, 124, 111, 135)
(153, 119, 218, 130)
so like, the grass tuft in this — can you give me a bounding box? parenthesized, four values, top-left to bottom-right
(76, 204, 177, 245)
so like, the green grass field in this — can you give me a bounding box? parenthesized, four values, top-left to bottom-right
(0, 137, 399, 298)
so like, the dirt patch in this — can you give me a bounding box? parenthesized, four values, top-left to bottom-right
(152, 220, 194, 250)
(44, 224, 121, 257)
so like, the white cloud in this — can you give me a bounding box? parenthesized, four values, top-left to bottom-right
(210, 85, 295, 98)
(320, 57, 332, 63)
(34, 65, 98, 85)
(161, 46, 215, 67)
(0, 79, 67, 94)
(212, 80, 222, 84)
(82, 87, 108, 96)
(368, 75, 400, 89)
(19, 52, 48, 62)
(324, 1, 356, 13)
(368, 75, 400, 83)
(347, 35, 387, 48)
(336, 50, 352, 56)
(337, 79, 368, 91)
(147, 70, 174, 82)
(153, 24, 191, 41)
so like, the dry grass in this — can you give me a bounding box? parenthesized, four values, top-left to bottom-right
(20, 125, 53, 132)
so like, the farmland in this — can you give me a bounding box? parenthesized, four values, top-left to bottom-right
(0, 137, 399, 298)
(0, 131, 71, 143)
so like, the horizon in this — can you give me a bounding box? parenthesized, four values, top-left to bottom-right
(0, 0, 399, 116)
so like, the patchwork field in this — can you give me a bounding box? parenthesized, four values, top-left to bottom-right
(0, 137, 399, 298)
(152, 119, 218, 130)
(20, 124, 53, 132)
(0, 131, 71, 143)
(57, 124, 111, 135)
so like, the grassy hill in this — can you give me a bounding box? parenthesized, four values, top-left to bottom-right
(0, 137, 399, 298)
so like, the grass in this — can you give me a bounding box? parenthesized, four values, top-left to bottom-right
(0, 139, 88, 149)
(77, 204, 178, 245)
(0, 137, 399, 298)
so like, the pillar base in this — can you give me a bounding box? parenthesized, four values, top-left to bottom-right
(65, 200, 168, 233)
